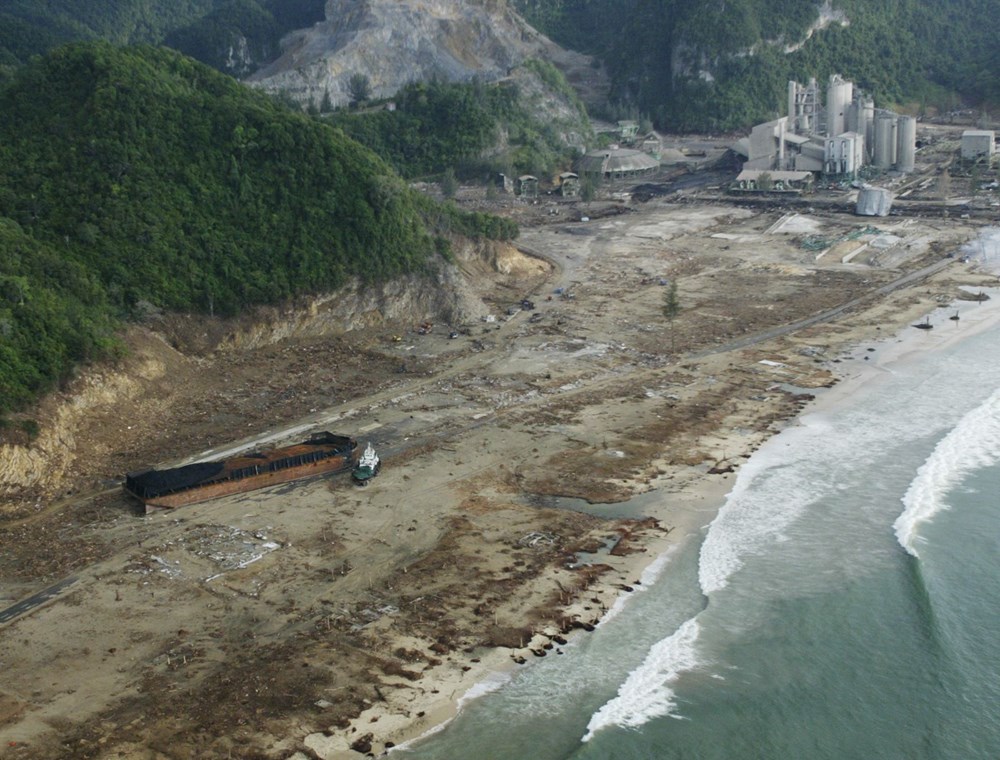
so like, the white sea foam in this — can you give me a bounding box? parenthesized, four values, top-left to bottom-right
(389, 670, 513, 753)
(582, 617, 702, 741)
(961, 226, 1000, 274)
(599, 546, 677, 626)
(894, 386, 1000, 556)
(698, 417, 838, 594)
(582, 419, 848, 738)
(457, 670, 513, 709)
(697, 353, 992, 593)
(581, 299, 1000, 741)
(388, 717, 452, 754)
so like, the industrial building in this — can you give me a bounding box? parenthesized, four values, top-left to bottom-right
(515, 175, 538, 198)
(732, 74, 916, 178)
(961, 130, 996, 164)
(575, 147, 660, 182)
(558, 172, 580, 197)
(732, 170, 814, 193)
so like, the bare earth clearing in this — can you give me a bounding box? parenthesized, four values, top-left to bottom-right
(0, 160, 995, 759)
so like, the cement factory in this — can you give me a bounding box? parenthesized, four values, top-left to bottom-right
(733, 74, 917, 180)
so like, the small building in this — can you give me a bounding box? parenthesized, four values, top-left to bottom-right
(495, 173, 514, 194)
(515, 175, 539, 198)
(558, 172, 580, 198)
(961, 130, 996, 164)
(731, 170, 814, 194)
(575, 148, 660, 182)
(617, 120, 640, 142)
(658, 147, 688, 164)
(639, 132, 662, 159)
(824, 132, 865, 176)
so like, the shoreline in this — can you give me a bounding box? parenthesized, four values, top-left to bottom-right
(300, 469, 737, 759)
(3, 206, 997, 759)
(807, 284, 1000, 416)
(313, 276, 1000, 760)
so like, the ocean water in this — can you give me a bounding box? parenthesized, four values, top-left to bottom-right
(400, 235, 1000, 760)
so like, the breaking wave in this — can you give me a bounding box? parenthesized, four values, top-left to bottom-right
(582, 617, 702, 741)
(698, 414, 837, 595)
(894, 386, 1000, 556)
(583, 416, 834, 741)
(583, 302, 1000, 743)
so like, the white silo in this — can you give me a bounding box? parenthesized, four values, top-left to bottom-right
(874, 111, 896, 169)
(896, 115, 916, 172)
(826, 75, 853, 137)
(848, 100, 860, 134)
(856, 186, 893, 216)
(890, 117, 898, 166)
(863, 98, 876, 159)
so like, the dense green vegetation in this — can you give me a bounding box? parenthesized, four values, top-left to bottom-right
(327, 62, 590, 181)
(514, 0, 1000, 130)
(328, 81, 508, 179)
(0, 0, 326, 75)
(0, 43, 516, 415)
(0, 0, 212, 64)
(0, 219, 119, 413)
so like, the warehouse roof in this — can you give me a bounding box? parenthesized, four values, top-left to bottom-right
(576, 148, 660, 176)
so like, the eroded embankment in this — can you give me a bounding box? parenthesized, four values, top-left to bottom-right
(0, 240, 544, 514)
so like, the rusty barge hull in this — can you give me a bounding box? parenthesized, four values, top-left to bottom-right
(124, 432, 358, 513)
(135, 456, 354, 512)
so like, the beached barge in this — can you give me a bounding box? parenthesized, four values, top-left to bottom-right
(124, 432, 358, 513)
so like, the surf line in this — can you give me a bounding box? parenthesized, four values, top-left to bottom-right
(894, 385, 1000, 557)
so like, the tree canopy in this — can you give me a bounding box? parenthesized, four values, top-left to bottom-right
(514, 0, 1000, 130)
(0, 42, 516, 415)
(328, 70, 588, 181)
(0, 0, 326, 75)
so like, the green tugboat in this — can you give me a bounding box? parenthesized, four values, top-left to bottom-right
(352, 442, 381, 486)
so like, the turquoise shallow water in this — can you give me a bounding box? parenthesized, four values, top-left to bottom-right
(401, 291, 1000, 760)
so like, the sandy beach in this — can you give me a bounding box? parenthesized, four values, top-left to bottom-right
(332, 288, 1000, 760)
(1, 193, 998, 759)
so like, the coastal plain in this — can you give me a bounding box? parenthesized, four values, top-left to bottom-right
(0, 178, 995, 758)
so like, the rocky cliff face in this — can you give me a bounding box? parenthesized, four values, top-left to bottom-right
(247, 0, 572, 109)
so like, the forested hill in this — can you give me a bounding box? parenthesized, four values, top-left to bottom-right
(0, 0, 326, 76)
(0, 43, 515, 417)
(514, 0, 1000, 131)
